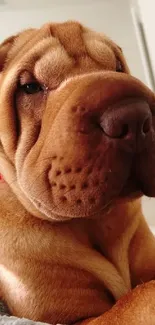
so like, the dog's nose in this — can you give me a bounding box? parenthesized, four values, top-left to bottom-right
(100, 99, 152, 144)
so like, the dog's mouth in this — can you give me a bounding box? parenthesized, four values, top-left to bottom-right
(118, 162, 153, 200)
(17, 141, 155, 221)
(19, 166, 145, 221)
(119, 176, 142, 199)
(28, 176, 141, 221)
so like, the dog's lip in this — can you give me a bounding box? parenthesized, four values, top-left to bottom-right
(119, 176, 142, 198)
(32, 197, 72, 221)
(25, 173, 142, 220)
(31, 195, 114, 220)
(27, 173, 140, 219)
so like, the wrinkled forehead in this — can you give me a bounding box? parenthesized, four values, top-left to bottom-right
(5, 21, 125, 86)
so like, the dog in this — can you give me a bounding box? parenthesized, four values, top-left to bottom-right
(0, 20, 155, 325)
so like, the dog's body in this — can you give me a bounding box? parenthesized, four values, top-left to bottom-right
(0, 21, 155, 324)
(1, 182, 155, 324)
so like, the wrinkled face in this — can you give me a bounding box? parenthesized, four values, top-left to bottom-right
(0, 21, 155, 221)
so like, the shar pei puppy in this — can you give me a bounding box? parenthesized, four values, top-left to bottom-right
(0, 21, 155, 325)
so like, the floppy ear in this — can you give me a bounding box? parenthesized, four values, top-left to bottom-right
(0, 28, 37, 73)
(0, 35, 17, 71)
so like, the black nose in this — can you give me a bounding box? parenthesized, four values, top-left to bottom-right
(100, 99, 152, 143)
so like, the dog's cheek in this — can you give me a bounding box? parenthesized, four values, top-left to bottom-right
(15, 92, 47, 172)
(16, 91, 46, 122)
(17, 119, 133, 219)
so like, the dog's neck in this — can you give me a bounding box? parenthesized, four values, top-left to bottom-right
(0, 177, 142, 302)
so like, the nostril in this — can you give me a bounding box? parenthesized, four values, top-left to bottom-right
(100, 100, 152, 140)
(119, 124, 129, 138)
(142, 117, 151, 134)
(101, 122, 129, 139)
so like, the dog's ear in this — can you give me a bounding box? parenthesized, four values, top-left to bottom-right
(0, 35, 18, 71)
(0, 29, 37, 73)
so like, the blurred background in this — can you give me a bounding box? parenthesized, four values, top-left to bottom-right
(0, 0, 154, 229)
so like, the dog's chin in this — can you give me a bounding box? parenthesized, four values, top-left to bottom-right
(29, 181, 142, 222)
(31, 196, 112, 221)
(19, 174, 154, 222)
(23, 180, 142, 221)
(32, 197, 74, 222)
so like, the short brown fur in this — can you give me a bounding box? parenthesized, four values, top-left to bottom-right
(0, 21, 155, 325)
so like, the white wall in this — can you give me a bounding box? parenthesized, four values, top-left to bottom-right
(132, 0, 155, 228)
(137, 0, 155, 78)
(0, 0, 146, 82)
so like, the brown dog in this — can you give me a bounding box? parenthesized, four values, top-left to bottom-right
(0, 20, 155, 325)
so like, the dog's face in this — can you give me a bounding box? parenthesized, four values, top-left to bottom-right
(0, 21, 155, 221)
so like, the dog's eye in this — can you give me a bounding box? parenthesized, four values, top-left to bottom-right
(116, 59, 124, 73)
(20, 82, 43, 95)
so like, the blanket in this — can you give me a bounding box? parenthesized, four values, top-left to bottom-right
(0, 301, 48, 325)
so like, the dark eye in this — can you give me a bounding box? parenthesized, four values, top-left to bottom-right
(20, 82, 43, 94)
(116, 59, 124, 73)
